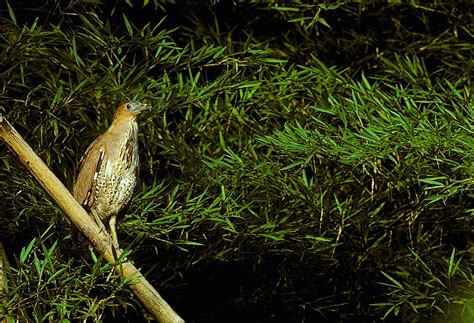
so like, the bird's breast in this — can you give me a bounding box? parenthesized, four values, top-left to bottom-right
(92, 122, 140, 220)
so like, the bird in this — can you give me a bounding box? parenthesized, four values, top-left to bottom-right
(73, 101, 149, 249)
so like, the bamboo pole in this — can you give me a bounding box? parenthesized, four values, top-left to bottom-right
(0, 115, 184, 322)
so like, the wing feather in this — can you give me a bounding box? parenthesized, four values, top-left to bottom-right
(73, 138, 105, 207)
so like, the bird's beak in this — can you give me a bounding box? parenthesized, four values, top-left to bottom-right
(136, 103, 151, 112)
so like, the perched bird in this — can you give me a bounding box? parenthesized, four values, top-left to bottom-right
(73, 101, 149, 248)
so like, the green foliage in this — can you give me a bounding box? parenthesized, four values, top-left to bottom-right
(1, 227, 139, 320)
(0, 1, 472, 321)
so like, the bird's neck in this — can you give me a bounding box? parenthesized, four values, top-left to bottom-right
(108, 117, 138, 136)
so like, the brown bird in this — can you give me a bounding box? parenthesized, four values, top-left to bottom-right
(73, 101, 149, 248)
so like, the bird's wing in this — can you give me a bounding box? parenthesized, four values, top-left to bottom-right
(73, 138, 105, 207)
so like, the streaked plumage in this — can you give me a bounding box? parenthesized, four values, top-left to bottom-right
(73, 101, 149, 247)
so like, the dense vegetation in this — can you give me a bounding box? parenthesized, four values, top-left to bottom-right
(0, 1, 472, 321)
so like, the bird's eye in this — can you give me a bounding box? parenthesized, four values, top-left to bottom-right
(126, 104, 131, 110)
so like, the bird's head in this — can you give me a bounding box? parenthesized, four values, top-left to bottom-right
(123, 101, 151, 114)
(114, 101, 151, 120)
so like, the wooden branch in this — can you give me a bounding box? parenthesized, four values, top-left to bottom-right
(0, 115, 184, 322)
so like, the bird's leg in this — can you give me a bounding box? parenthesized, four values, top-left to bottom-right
(107, 215, 127, 280)
(91, 209, 108, 234)
(109, 215, 120, 250)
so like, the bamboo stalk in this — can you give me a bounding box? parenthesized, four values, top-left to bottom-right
(0, 241, 9, 323)
(0, 241, 31, 321)
(0, 115, 184, 322)
(0, 241, 8, 323)
(0, 242, 8, 294)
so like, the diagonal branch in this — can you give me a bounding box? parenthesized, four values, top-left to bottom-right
(0, 115, 184, 323)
